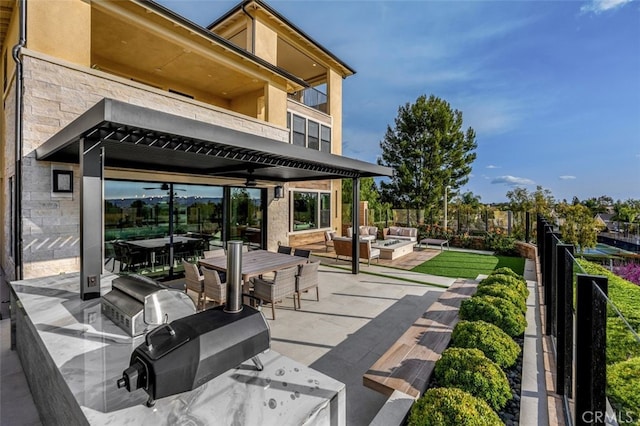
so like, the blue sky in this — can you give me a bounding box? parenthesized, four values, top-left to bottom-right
(157, 0, 640, 204)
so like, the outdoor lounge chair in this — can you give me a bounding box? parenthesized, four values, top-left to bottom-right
(251, 266, 298, 319)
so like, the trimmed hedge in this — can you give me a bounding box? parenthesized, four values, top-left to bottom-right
(475, 283, 527, 314)
(434, 347, 512, 411)
(490, 267, 524, 281)
(479, 274, 529, 299)
(408, 387, 503, 426)
(460, 295, 527, 337)
(451, 320, 521, 368)
(607, 357, 640, 425)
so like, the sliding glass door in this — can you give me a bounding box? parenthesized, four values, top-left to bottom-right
(104, 180, 264, 277)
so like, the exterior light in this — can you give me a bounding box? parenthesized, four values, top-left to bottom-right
(274, 185, 284, 199)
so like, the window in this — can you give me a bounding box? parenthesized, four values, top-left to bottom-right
(291, 191, 331, 232)
(292, 115, 306, 147)
(308, 121, 319, 150)
(321, 125, 331, 153)
(320, 193, 330, 228)
(287, 112, 331, 152)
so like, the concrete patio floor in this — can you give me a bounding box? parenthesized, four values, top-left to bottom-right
(1, 246, 549, 426)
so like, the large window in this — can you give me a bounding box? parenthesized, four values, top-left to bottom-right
(287, 112, 331, 152)
(292, 115, 306, 147)
(291, 191, 331, 232)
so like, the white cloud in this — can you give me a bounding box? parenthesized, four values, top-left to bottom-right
(486, 165, 500, 169)
(559, 175, 577, 180)
(491, 175, 535, 186)
(580, 0, 634, 14)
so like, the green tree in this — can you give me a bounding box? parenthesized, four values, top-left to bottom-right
(378, 94, 477, 223)
(452, 191, 482, 233)
(506, 185, 554, 239)
(557, 203, 603, 252)
(342, 177, 390, 224)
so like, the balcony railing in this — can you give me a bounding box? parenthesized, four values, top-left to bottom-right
(288, 87, 327, 113)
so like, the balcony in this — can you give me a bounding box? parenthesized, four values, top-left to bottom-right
(288, 86, 327, 113)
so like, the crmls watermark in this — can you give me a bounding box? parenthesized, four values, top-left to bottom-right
(581, 411, 635, 424)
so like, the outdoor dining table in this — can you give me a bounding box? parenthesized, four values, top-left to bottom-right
(198, 249, 310, 300)
(124, 235, 202, 267)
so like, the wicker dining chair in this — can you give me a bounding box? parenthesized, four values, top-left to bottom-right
(182, 259, 204, 309)
(202, 267, 227, 308)
(251, 266, 298, 319)
(295, 260, 320, 309)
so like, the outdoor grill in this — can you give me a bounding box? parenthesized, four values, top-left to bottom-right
(116, 241, 271, 407)
(101, 274, 196, 337)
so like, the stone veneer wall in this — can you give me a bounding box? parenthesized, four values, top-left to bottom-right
(515, 241, 537, 260)
(12, 51, 292, 279)
(3, 82, 17, 281)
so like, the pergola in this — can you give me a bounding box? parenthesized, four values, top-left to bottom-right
(36, 98, 393, 299)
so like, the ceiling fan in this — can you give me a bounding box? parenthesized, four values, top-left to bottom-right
(143, 183, 186, 192)
(245, 169, 257, 187)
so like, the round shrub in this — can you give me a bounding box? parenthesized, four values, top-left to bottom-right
(479, 274, 529, 298)
(451, 320, 521, 368)
(490, 267, 523, 280)
(408, 387, 502, 426)
(434, 347, 512, 411)
(460, 295, 527, 337)
(607, 357, 640, 424)
(475, 283, 527, 314)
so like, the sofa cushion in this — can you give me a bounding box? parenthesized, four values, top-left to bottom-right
(401, 228, 412, 237)
(360, 227, 369, 236)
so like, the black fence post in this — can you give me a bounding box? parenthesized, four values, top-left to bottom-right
(544, 226, 555, 335)
(525, 211, 530, 243)
(575, 274, 608, 426)
(555, 244, 573, 401)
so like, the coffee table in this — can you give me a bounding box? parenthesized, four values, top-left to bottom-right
(372, 239, 417, 260)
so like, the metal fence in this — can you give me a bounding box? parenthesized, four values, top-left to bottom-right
(538, 215, 639, 426)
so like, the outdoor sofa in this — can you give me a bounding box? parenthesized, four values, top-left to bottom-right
(382, 226, 418, 242)
(346, 226, 379, 241)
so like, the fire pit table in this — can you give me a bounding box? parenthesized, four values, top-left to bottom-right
(372, 239, 417, 260)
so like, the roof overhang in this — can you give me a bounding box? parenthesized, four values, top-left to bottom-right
(36, 99, 392, 182)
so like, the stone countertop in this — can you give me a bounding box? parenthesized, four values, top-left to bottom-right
(10, 273, 345, 425)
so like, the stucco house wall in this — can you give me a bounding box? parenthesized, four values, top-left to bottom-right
(10, 50, 293, 279)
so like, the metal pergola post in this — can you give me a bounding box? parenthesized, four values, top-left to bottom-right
(80, 139, 103, 300)
(351, 177, 360, 275)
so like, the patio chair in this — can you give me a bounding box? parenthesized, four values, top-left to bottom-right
(277, 245, 292, 255)
(203, 249, 226, 258)
(251, 266, 298, 319)
(182, 259, 204, 309)
(324, 230, 336, 252)
(202, 267, 227, 308)
(295, 260, 320, 309)
(293, 248, 311, 258)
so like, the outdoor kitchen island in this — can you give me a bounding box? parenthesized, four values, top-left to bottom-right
(9, 272, 346, 426)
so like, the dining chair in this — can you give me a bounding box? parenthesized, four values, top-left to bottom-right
(277, 245, 292, 255)
(202, 267, 227, 308)
(295, 260, 320, 309)
(251, 266, 298, 320)
(182, 259, 204, 310)
(203, 249, 226, 258)
(293, 248, 311, 258)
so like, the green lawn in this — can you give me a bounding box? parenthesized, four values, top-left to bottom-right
(411, 251, 525, 279)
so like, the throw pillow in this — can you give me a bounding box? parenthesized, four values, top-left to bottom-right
(401, 228, 412, 237)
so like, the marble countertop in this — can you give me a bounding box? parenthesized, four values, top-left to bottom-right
(10, 273, 345, 425)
